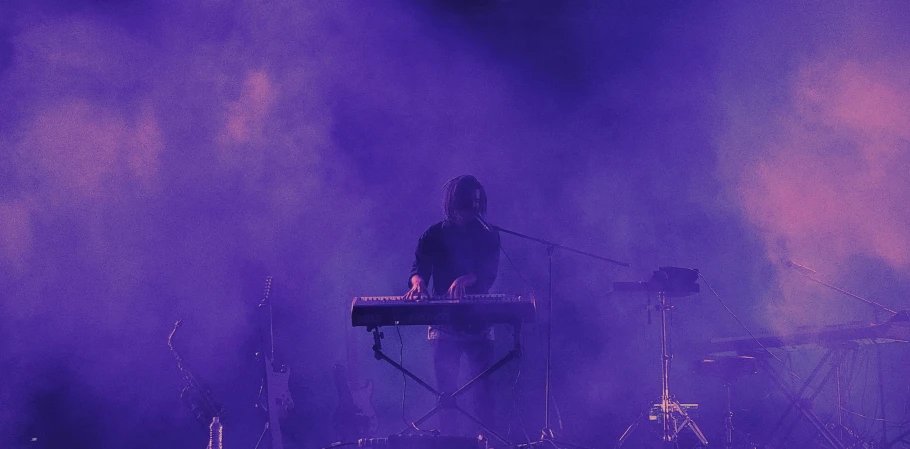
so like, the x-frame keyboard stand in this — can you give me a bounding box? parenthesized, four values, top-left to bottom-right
(368, 324, 521, 446)
(759, 345, 852, 449)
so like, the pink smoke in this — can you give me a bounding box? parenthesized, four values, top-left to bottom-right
(220, 70, 278, 145)
(0, 200, 33, 270)
(734, 57, 910, 329)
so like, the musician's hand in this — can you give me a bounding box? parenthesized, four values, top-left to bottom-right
(405, 275, 430, 300)
(446, 274, 477, 299)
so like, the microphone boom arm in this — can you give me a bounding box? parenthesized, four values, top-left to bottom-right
(493, 225, 630, 267)
(788, 262, 897, 316)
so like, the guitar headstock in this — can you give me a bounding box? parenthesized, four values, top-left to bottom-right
(167, 320, 182, 350)
(260, 276, 273, 307)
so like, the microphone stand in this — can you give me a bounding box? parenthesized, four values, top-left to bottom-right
(788, 263, 902, 448)
(492, 224, 629, 447)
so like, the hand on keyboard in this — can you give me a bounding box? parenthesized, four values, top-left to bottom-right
(446, 274, 477, 299)
(405, 275, 431, 300)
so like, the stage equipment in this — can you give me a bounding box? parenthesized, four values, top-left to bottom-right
(785, 261, 910, 448)
(355, 435, 487, 449)
(351, 294, 535, 327)
(694, 356, 758, 449)
(351, 294, 534, 446)
(614, 267, 709, 448)
(253, 276, 295, 449)
(710, 321, 908, 355)
(168, 320, 226, 447)
(490, 223, 628, 447)
(712, 319, 909, 449)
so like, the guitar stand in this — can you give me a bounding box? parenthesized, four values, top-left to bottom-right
(368, 325, 521, 446)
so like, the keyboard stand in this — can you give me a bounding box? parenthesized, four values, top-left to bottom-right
(758, 345, 852, 449)
(368, 325, 520, 446)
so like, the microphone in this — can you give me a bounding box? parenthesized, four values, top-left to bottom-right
(787, 260, 818, 275)
(475, 214, 492, 232)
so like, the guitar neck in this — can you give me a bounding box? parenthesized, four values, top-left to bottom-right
(168, 321, 224, 420)
(257, 276, 289, 449)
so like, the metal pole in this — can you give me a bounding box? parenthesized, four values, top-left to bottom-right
(659, 292, 673, 442)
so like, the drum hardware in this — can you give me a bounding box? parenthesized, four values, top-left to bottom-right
(614, 267, 709, 448)
(694, 356, 758, 449)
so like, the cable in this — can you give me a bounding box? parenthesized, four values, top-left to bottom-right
(499, 243, 536, 297)
(499, 242, 547, 440)
(552, 394, 565, 434)
(505, 345, 532, 444)
(397, 325, 419, 432)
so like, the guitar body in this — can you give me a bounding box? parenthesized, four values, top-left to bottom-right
(266, 365, 294, 415)
(332, 364, 378, 441)
(265, 363, 292, 449)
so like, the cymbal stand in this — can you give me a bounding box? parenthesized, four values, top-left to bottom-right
(616, 291, 708, 448)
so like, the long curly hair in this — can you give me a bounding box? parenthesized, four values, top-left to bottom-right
(442, 175, 487, 223)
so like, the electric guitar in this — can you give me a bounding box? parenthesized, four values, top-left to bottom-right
(257, 276, 294, 449)
(332, 313, 378, 441)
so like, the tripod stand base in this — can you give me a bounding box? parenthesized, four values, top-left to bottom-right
(616, 399, 708, 448)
